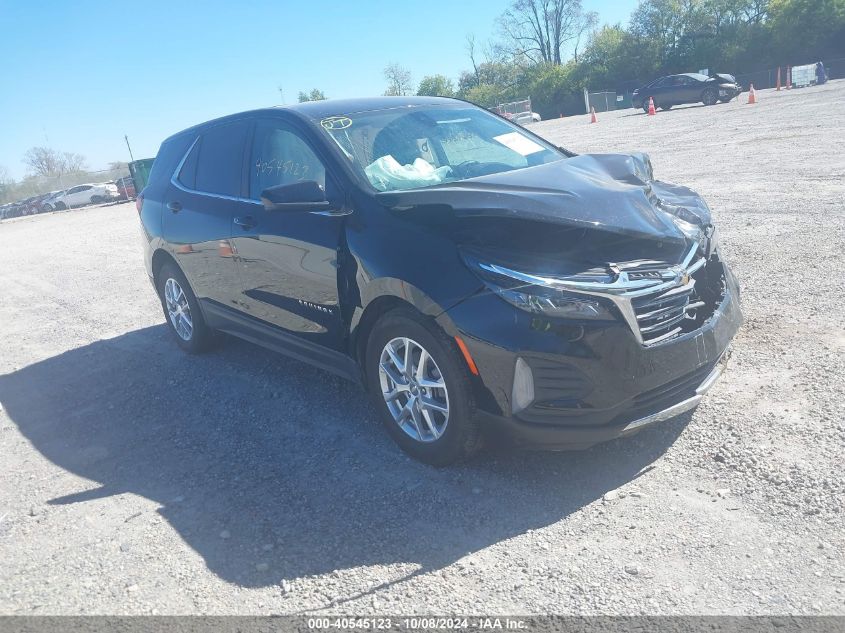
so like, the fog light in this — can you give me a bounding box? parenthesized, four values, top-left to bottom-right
(512, 357, 535, 414)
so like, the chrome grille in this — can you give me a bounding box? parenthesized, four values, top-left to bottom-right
(632, 278, 697, 344)
(472, 241, 713, 346)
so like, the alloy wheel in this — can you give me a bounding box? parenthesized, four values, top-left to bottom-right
(378, 336, 450, 443)
(164, 278, 193, 341)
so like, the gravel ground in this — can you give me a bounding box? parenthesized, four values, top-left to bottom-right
(0, 81, 843, 616)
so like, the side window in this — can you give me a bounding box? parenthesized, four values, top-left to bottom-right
(67, 186, 82, 194)
(80, 185, 92, 192)
(177, 138, 200, 189)
(249, 119, 327, 200)
(195, 121, 248, 197)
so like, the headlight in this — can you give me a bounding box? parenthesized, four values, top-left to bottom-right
(463, 254, 615, 320)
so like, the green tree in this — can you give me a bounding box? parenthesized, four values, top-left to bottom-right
(298, 88, 327, 102)
(461, 83, 504, 108)
(768, 0, 845, 60)
(417, 74, 456, 97)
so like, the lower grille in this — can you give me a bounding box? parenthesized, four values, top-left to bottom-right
(630, 361, 715, 415)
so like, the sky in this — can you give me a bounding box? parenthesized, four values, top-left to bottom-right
(0, 0, 639, 180)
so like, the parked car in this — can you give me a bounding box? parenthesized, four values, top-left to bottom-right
(40, 190, 67, 212)
(51, 183, 119, 209)
(139, 96, 742, 465)
(5, 200, 29, 218)
(632, 73, 742, 111)
(512, 111, 542, 125)
(115, 176, 136, 200)
(22, 192, 56, 215)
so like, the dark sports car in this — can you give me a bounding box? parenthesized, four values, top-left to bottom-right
(632, 73, 742, 112)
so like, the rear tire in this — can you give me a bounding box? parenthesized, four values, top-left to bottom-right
(660, 104, 672, 111)
(90, 195, 103, 204)
(156, 261, 216, 354)
(702, 88, 718, 105)
(365, 308, 482, 466)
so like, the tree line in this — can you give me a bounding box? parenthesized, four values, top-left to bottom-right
(399, 0, 844, 117)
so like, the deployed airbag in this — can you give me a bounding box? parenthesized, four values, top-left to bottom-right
(365, 155, 452, 191)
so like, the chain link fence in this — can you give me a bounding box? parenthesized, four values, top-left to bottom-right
(735, 57, 844, 89)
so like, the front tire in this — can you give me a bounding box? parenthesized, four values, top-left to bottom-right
(702, 88, 718, 106)
(365, 309, 482, 465)
(156, 262, 216, 353)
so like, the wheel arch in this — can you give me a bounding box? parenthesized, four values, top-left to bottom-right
(349, 278, 466, 384)
(151, 248, 179, 287)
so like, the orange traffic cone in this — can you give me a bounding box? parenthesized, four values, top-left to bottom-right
(590, 106, 597, 123)
(747, 84, 757, 104)
(776, 67, 781, 91)
(647, 96, 656, 116)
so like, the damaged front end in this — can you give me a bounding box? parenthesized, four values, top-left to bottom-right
(376, 149, 742, 447)
(464, 240, 729, 346)
(382, 151, 733, 347)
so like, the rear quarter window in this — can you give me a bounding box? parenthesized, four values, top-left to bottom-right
(148, 134, 194, 189)
(195, 121, 249, 197)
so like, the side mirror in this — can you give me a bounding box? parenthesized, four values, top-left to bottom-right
(260, 181, 332, 212)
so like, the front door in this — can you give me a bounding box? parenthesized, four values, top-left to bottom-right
(676, 75, 702, 103)
(231, 116, 347, 351)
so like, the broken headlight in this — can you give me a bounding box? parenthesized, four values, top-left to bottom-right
(463, 255, 615, 320)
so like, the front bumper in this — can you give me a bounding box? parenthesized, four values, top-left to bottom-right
(475, 351, 729, 449)
(718, 85, 742, 98)
(444, 260, 743, 449)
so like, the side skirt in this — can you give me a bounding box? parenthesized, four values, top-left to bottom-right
(201, 300, 362, 385)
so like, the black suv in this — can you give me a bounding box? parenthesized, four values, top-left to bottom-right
(139, 96, 742, 465)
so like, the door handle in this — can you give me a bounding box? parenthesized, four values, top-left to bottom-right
(234, 216, 256, 230)
(167, 201, 182, 213)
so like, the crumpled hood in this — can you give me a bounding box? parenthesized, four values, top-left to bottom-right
(376, 153, 713, 247)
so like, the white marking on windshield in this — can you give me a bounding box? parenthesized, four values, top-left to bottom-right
(493, 132, 544, 156)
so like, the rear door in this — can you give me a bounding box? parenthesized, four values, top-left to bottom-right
(230, 115, 348, 351)
(660, 76, 684, 104)
(162, 119, 251, 311)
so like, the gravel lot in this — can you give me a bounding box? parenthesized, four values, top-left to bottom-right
(1, 81, 843, 616)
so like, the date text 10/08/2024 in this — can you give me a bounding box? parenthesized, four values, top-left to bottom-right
(307, 618, 528, 630)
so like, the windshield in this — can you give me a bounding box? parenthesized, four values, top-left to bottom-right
(314, 105, 564, 191)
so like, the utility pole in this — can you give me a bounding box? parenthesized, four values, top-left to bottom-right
(124, 135, 136, 163)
